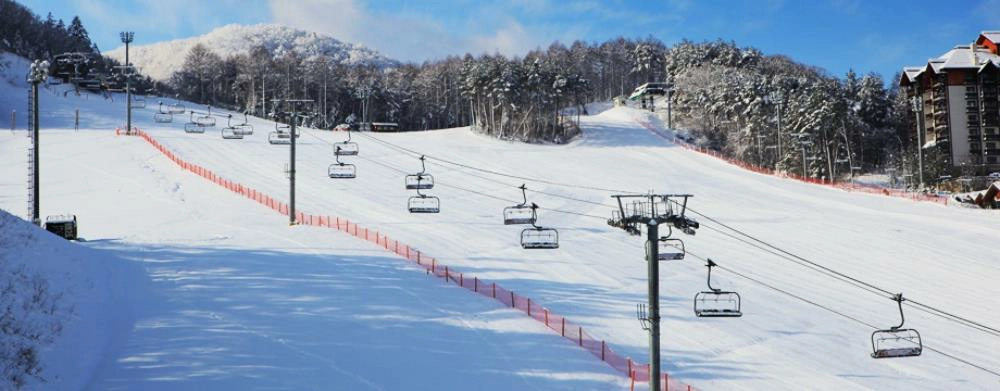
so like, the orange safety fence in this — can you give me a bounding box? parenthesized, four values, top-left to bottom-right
(635, 121, 950, 206)
(118, 128, 696, 391)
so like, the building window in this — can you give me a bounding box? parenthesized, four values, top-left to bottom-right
(989, 156, 998, 163)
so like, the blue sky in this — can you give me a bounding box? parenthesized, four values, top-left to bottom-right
(21, 0, 1000, 81)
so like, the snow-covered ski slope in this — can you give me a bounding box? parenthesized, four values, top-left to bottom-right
(0, 69, 625, 389)
(4, 76, 1000, 389)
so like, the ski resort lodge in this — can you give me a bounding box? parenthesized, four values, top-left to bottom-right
(900, 31, 1000, 172)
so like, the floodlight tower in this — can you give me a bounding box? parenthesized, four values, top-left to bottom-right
(27, 60, 49, 226)
(120, 31, 134, 134)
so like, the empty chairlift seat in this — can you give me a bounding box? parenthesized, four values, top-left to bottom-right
(335, 130, 359, 155)
(169, 102, 186, 114)
(693, 259, 742, 317)
(268, 131, 291, 144)
(44, 214, 77, 240)
(405, 174, 434, 190)
(504, 205, 535, 225)
(222, 126, 243, 139)
(648, 238, 685, 261)
(503, 184, 535, 225)
(153, 112, 172, 123)
(870, 294, 922, 359)
(520, 227, 559, 249)
(408, 195, 440, 213)
(328, 163, 356, 179)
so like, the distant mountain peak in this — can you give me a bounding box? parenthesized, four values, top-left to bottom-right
(104, 23, 394, 81)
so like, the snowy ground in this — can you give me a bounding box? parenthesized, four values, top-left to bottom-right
(3, 55, 1000, 389)
(1, 60, 625, 390)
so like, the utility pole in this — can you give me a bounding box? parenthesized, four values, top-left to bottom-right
(120, 31, 134, 135)
(799, 137, 813, 178)
(27, 60, 49, 226)
(910, 96, 926, 188)
(273, 99, 314, 225)
(608, 194, 699, 391)
(666, 87, 673, 130)
(770, 91, 784, 162)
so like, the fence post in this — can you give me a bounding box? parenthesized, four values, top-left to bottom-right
(544, 309, 548, 326)
(432, 259, 436, 274)
(510, 291, 515, 308)
(561, 318, 565, 336)
(445, 266, 449, 281)
(492, 283, 496, 299)
(601, 340, 605, 361)
(527, 298, 531, 316)
(417, 252, 421, 265)
(578, 327, 582, 346)
(474, 277, 478, 292)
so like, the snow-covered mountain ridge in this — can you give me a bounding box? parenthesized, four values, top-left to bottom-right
(104, 24, 394, 81)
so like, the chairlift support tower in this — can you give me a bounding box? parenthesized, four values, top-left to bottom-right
(273, 99, 314, 225)
(608, 193, 699, 391)
(120, 31, 134, 135)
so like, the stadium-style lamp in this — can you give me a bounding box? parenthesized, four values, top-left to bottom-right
(120, 31, 134, 134)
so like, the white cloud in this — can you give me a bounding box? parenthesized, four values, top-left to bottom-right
(267, 0, 565, 62)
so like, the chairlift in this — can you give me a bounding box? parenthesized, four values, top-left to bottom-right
(693, 259, 742, 317)
(405, 155, 434, 189)
(194, 107, 216, 127)
(407, 180, 440, 213)
(233, 113, 254, 135)
(503, 184, 535, 225)
(169, 101, 186, 114)
(520, 204, 559, 249)
(268, 131, 291, 145)
(328, 148, 357, 179)
(153, 102, 172, 123)
(44, 214, 77, 240)
(334, 129, 359, 156)
(871, 294, 922, 359)
(646, 236, 685, 261)
(132, 95, 146, 109)
(183, 112, 205, 134)
(221, 114, 243, 139)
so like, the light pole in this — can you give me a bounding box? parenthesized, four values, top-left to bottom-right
(27, 60, 49, 226)
(666, 86, 673, 130)
(770, 91, 784, 161)
(120, 31, 134, 135)
(799, 136, 813, 178)
(910, 96, 926, 188)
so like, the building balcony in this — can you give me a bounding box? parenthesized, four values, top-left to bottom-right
(933, 95, 947, 103)
(986, 148, 1000, 155)
(970, 134, 982, 142)
(985, 134, 1000, 141)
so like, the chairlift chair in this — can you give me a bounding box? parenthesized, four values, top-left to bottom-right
(405, 156, 434, 189)
(221, 114, 244, 139)
(407, 185, 440, 213)
(169, 101, 186, 114)
(44, 214, 77, 240)
(233, 113, 253, 135)
(194, 107, 216, 127)
(693, 259, 742, 317)
(334, 129, 359, 156)
(871, 294, 922, 359)
(268, 131, 291, 145)
(132, 95, 146, 108)
(647, 236, 685, 261)
(503, 184, 535, 225)
(153, 102, 172, 123)
(183, 112, 206, 134)
(328, 149, 357, 179)
(519, 204, 559, 249)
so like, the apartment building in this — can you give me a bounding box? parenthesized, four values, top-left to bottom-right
(900, 32, 1000, 171)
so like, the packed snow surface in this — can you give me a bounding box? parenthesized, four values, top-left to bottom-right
(2, 55, 1000, 389)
